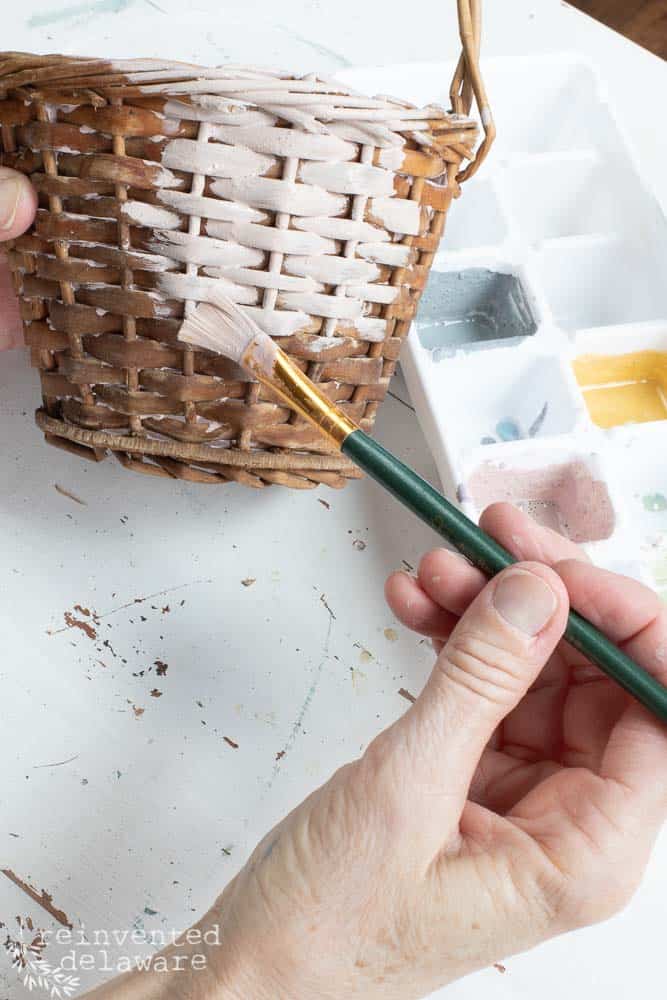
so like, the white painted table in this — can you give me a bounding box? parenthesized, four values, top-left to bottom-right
(1, 3, 665, 998)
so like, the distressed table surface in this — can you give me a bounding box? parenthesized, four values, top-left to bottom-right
(1, 2, 665, 998)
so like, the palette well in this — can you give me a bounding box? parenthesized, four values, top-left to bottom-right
(465, 452, 615, 544)
(614, 422, 667, 600)
(573, 350, 667, 428)
(415, 267, 538, 357)
(340, 54, 667, 596)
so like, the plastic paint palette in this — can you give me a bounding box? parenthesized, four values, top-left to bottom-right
(339, 55, 667, 595)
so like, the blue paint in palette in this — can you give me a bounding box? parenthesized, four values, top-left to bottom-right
(495, 419, 521, 442)
(416, 268, 538, 359)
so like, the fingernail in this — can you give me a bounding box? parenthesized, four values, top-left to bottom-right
(493, 571, 557, 636)
(0, 178, 21, 231)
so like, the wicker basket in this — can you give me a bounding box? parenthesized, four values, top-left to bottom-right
(0, 2, 493, 489)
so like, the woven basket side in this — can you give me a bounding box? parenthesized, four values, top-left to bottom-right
(0, 55, 482, 488)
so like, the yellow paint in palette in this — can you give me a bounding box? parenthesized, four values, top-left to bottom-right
(573, 351, 667, 428)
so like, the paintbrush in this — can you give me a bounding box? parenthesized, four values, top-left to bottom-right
(179, 290, 667, 725)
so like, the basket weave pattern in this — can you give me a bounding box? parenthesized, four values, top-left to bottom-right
(0, 52, 482, 488)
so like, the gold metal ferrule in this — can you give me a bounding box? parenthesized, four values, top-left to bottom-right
(258, 349, 358, 448)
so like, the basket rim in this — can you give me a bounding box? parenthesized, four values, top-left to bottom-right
(0, 52, 477, 134)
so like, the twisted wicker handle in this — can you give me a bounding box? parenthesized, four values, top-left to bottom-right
(450, 0, 494, 181)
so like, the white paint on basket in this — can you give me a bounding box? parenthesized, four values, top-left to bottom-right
(209, 125, 357, 161)
(210, 177, 348, 217)
(283, 255, 380, 285)
(204, 220, 336, 257)
(292, 216, 388, 242)
(121, 200, 182, 230)
(369, 196, 422, 236)
(149, 229, 265, 268)
(357, 242, 413, 266)
(377, 145, 408, 170)
(298, 160, 395, 197)
(163, 99, 276, 127)
(162, 137, 276, 178)
(279, 291, 364, 320)
(157, 271, 258, 306)
(203, 266, 320, 294)
(347, 282, 398, 304)
(157, 189, 266, 224)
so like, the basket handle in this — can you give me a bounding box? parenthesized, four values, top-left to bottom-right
(450, 0, 495, 182)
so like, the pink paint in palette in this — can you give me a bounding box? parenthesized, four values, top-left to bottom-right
(466, 458, 615, 544)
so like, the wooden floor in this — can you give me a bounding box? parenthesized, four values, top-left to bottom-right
(569, 1, 667, 59)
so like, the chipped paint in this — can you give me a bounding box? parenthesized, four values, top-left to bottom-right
(54, 483, 87, 505)
(63, 611, 97, 641)
(1, 871, 72, 929)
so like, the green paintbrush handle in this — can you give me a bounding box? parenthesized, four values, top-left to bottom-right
(342, 429, 667, 725)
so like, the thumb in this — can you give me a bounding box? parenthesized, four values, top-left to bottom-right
(395, 563, 568, 840)
(0, 168, 37, 241)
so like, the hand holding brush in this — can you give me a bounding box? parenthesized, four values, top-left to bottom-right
(82, 506, 667, 1000)
(179, 289, 667, 725)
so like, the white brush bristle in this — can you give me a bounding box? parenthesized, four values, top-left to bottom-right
(178, 288, 263, 364)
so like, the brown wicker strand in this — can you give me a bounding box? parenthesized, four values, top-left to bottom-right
(110, 95, 141, 438)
